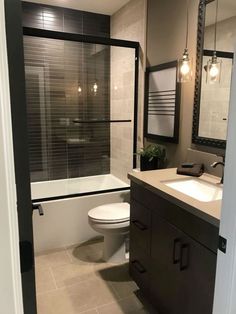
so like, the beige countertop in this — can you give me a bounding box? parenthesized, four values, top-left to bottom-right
(128, 168, 222, 227)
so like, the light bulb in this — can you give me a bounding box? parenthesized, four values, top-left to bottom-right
(209, 64, 219, 78)
(180, 61, 190, 75)
(206, 53, 222, 84)
(93, 82, 98, 94)
(178, 48, 192, 83)
(78, 86, 82, 93)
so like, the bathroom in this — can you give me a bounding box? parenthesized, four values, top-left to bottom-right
(1, 0, 236, 313)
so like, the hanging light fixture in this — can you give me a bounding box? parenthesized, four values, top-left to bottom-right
(178, 0, 192, 83)
(206, 0, 222, 84)
(77, 85, 82, 94)
(93, 81, 98, 95)
(92, 44, 98, 96)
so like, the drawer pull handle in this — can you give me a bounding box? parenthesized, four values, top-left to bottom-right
(173, 238, 181, 264)
(180, 243, 190, 271)
(132, 220, 147, 231)
(131, 260, 146, 274)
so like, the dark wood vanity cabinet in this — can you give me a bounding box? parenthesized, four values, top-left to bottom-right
(129, 182, 219, 314)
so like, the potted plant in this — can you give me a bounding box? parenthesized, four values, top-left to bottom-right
(137, 144, 166, 171)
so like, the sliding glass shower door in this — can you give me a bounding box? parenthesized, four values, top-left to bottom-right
(23, 31, 139, 201)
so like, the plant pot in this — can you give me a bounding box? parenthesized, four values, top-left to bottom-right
(140, 156, 159, 171)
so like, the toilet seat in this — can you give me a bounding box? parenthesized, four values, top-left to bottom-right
(88, 202, 130, 224)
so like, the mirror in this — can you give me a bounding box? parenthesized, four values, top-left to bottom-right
(192, 0, 235, 148)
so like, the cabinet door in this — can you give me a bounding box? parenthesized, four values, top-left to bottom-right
(150, 211, 217, 314)
(179, 235, 216, 314)
(150, 212, 183, 314)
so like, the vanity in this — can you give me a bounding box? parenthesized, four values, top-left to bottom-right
(128, 168, 221, 314)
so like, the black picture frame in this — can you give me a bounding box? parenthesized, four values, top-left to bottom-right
(144, 61, 180, 143)
(192, 0, 233, 149)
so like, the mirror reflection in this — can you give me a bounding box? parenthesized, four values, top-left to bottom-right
(198, 0, 235, 141)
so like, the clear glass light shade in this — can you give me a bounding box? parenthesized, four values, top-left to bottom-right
(93, 82, 98, 94)
(91, 81, 98, 95)
(178, 49, 193, 83)
(206, 54, 222, 84)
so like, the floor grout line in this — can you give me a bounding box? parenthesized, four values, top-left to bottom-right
(49, 265, 59, 290)
(65, 246, 74, 263)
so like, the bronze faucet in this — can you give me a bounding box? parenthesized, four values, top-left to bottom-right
(211, 156, 225, 184)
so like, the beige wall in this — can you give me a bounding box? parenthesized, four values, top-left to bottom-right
(110, 0, 147, 181)
(147, 0, 224, 175)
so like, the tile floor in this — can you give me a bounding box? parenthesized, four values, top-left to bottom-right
(35, 238, 156, 314)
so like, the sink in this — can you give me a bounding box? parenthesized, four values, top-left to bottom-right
(162, 178, 223, 202)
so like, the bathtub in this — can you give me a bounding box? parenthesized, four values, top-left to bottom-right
(32, 174, 130, 253)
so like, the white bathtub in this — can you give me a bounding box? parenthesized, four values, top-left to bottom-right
(32, 174, 130, 253)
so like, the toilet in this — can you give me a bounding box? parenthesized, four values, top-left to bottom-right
(88, 202, 130, 263)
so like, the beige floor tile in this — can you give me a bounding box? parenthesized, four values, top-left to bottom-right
(80, 310, 98, 314)
(63, 277, 118, 312)
(37, 277, 118, 313)
(37, 288, 100, 314)
(35, 241, 155, 314)
(35, 267, 57, 294)
(37, 289, 75, 314)
(110, 280, 138, 300)
(95, 263, 138, 299)
(96, 295, 146, 314)
(51, 262, 97, 288)
(35, 250, 71, 269)
(67, 238, 103, 265)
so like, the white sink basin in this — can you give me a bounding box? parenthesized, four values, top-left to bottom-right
(163, 178, 223, 202)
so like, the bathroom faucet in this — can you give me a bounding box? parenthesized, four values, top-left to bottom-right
(211, 156, 225, 184)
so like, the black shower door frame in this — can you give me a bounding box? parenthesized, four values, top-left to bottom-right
(23, 27, 140, 174)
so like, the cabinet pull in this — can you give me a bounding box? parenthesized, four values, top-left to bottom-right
(173, 238, 181, 264)
(132, 220, 147, 231)
(180, 243, 190, 271)
(131, 260, 146, 273)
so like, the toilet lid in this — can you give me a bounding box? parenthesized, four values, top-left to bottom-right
(88, 202, 130, 223)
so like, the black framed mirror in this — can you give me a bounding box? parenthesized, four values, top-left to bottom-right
(192, 0, 235, 149)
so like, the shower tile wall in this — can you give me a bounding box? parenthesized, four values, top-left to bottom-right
(22, 2, 110, 37)
(110, 0, 147, 183)
(110, 47, 135, 184)
(22, 2, 110, 182)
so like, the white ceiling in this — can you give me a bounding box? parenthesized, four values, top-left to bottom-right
(22, 0, 130, 15)
(206, 0, 236, 26)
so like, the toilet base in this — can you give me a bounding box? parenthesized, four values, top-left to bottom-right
(103, 234, 128, 263)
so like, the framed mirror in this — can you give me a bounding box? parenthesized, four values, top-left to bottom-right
(192, 0, 235, 149)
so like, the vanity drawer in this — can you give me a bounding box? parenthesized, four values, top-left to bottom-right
(130, 199, 151, 253)
(129, 241, 150, 294)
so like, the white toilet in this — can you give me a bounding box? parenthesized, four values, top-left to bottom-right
(88, 202, 130, 263)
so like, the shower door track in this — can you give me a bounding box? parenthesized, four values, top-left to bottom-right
(32, 186, 130, 210)
(23, 26, 140, 169)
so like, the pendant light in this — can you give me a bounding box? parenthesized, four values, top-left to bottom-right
(178, 0, 192, 83)
(92, 44, 98, 96)
(206, 0, 222, 84)
(78, 85, 82, 94)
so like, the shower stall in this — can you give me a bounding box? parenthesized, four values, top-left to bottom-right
(23, 27, 139, 252)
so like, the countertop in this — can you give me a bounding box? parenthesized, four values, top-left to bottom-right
(128, 168, 222, 227)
